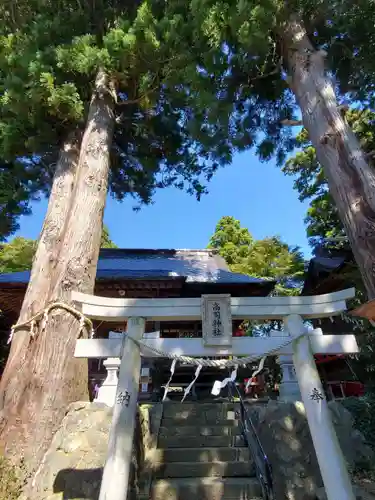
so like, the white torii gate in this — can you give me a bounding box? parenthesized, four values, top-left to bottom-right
(73, 288, 359, 500)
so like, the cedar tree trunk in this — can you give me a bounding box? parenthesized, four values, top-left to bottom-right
(282, 16, 375, 299)
(0, 133, 81, 389)
(0, 70, 116, 489)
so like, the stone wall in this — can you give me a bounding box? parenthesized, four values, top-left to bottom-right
(25, 399, 374, 500)
(27, 401, 161, 500)
(246, 400, 374, 500)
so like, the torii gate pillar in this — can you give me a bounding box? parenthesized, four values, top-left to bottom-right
(286, 315, 355, 500)
(99, 317, 145, 500)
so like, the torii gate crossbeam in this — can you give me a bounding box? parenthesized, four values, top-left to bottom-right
(72, 288, 358, 500)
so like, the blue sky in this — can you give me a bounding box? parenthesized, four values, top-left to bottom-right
(14, 150, 312, 258)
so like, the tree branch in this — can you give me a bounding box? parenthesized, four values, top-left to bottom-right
(280, 119, 303, 126)
(249, 56, 283, 83)
(116, 86, 159, 107)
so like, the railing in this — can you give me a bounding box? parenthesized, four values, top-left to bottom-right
(228, 381, 274, 500)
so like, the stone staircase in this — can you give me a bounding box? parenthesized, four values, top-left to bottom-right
(150, 402, 263, 500)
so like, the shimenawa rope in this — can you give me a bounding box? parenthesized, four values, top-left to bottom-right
(8, 301, 94, 344)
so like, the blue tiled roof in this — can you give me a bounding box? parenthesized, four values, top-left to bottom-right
(0, 269, 182, 283)
(0, 270, 30, 283)
(97, 269, 181, 279)
(0, 249, 274, 286)
(96, 249, 270, 284)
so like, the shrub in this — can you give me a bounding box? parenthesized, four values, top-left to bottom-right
(341, 395, 375, 450)
(0, 456, 22, 500)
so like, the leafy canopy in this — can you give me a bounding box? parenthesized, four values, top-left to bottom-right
(208, 216, 305, 295)
(0, 0, 262, 215)
(0, 159, 44, 241)
(283, 108, 375, 254)
(101, 225, 118, 249)
(0, 237, 36, 274)
(309, 0, 375, 106)
(160, 0, 375, 168)
(0, 225, 117, 273)
(3, 0, 375, 240)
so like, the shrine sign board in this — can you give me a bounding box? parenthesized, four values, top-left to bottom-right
(201, 294, 232, 347)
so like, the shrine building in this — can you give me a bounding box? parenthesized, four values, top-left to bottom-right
(302, 252, 364, 399)
(0, 247, 364, 401)
(0, 248, 275, 398)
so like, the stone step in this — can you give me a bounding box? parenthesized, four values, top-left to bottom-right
(154, 461, 255, 478)
(159, 425, 241, 437)
(162, 402, 236, 409)
(150, 477, 262, 500)
(162, 403, 237, 420)
(161, 416, 239, 427)
(159, 447, 250, 463)
(158, 435, 245, 448)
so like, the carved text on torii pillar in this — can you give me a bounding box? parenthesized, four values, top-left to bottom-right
(116, 391, 131, 406)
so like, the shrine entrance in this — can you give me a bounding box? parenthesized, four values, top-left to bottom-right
(73, 288, 359, 500)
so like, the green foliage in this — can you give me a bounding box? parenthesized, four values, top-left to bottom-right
(208, 216, 305, 295)
(161, 0, 375, 170)
(341, 396, 375, 452)
(0, 159, 41, 241)
(283, 109, 375, 253)
(0, 456, 22, 500)
(2, 0, 375, 236)
(2, 0, 375, 247)
(208, 216, 253, 265)
(101, 225, 118, 249)
(161, 0, 302, 167)
(0, 237, 36, 273)
(208, 216, 304, 339)
(243, 237, 305, 296)
(308, 0, 375, 107)
(282, 106, 375, 383)
(351, 329, 375, 397)
(0, 226, 117, 273)
(284, 106, 375, 391)
(1, 0, 271, 219)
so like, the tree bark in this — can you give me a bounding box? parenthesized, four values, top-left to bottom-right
(281, 16, 375, 299)
(0, 70, 116, 488)
(51, 70, 116, 299)
(0, 133, 82, 401)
